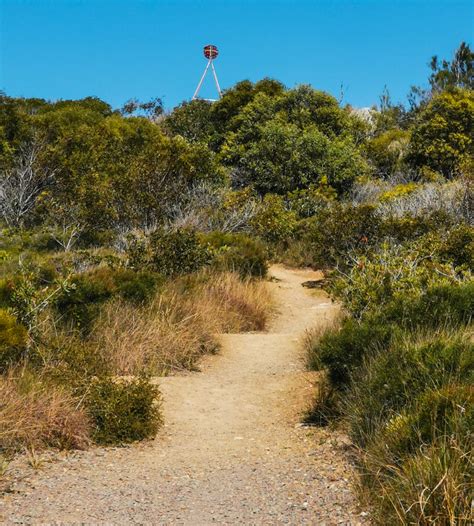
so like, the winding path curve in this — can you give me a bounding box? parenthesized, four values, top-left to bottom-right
(1, 266, 366, 525)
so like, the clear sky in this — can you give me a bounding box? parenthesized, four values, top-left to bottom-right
(1, 0, 472, 110)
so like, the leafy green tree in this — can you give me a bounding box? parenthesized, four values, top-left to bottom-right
(209, 78, 285, 145)
(407, 88, 474, 177)
(163, 99, 214, 143)
(429, 42, 474, 93)
(408, 42, 474, 111)
(275, 85, 352, 136)
(235, 119, 369, 195)
(364, 128, 410, 177)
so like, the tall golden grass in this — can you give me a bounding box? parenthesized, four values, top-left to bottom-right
(91, 271, 272, 375)
(0, 271, 272, 456)
(0, 369, 91, 452)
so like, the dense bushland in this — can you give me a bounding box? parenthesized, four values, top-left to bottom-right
(298, 44, 474, 525)
(0, 39, 473, 522)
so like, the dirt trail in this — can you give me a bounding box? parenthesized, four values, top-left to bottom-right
(1, 266, 366, 525)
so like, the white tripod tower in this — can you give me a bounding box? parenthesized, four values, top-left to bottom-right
(193, 44, 222, 101)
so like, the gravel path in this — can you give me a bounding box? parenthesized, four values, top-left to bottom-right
(1, 265, 368, 525)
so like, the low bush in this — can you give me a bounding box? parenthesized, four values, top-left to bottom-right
(0, 309, 28, 371)
(149, 228, 211, 277)
(380, 281, 474, 329)
(55, 267, 162, 331)
(250, 194, 297, 242)
(201, 231, 268, 277)
(304, 203, 381, 270)
(438, 224, 474, 270)
(86, 375, 161, 444)
(375, 385, 474, 463)
(40, 331, 109, 383)
(346, 329, 473, 448)
(309, 317, 393, 388)
(286, 184, 335, 219)
(329, 242, 468, 319)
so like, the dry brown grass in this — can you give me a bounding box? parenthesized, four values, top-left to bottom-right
(0, 369, 91, 452)
(91, 271, 272, 375)
(194, 272, 271, 332)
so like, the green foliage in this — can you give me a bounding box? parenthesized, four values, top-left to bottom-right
(163, 99, 214, 143)
(304, 203, 381, 269)
(201, 231, 268, 278)
(42, 333, 109, 383)
(232, 120, 368, 195)
(347, 331, 473, 447)
(310, 318, 393, 388)
(380, 281, 474, 330)
(1, 264, 71, 336)
(286, 184, 336, 219)
(330, 241, 468, 319)
(439, 224, 474, 269)
(250, 194, 297, 242)
(380, 385, 473, 461)
(429, 41, 474, 93)
(365, 129, 410, 177)
(0, 308, 28, 370)
(369, 436, 472, 525)
(55, 267, 162, 331)
(86, 375, 161, 444)
(379, 182, 419, 201)
(408, 88, 474, 177)
(149, 228, 211, 277)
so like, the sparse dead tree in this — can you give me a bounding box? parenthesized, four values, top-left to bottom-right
(46, 202, 83, 252)
(166, 182, 259, 233)
(0, 139, 56, 227)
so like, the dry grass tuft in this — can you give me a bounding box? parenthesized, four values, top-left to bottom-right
(91, 271, 272, 375)
(194, 272, 271, 333)
(0, 369, 91, 452)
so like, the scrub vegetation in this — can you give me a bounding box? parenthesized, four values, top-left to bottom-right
(1, 41, 473, 523)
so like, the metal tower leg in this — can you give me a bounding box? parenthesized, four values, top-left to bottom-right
(210, 61, 222, 97)
(193, 60, 212, 100)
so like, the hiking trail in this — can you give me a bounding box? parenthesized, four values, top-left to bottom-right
(1, 265, 367, 525)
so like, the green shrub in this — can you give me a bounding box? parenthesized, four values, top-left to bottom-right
(201, 231, 268, 277)
(40, 333, 109, 383)
(329, 242, 466, 319)
(378, 385, 474, 463)
(115, 270, 163, 303)
(346, 331, 474, 447)
(303, 374, 342, 426)
(380, 210, 457, 244)
(439, 224, 474, 270)
(286, 184, 335, 219)
(55, 267, 162, 331)
(149, 228, 211, 276)
(0, 309, 28, 370)
(305, 203, 381, 269)
(310, 318, 393, 388)
(250, 194, 297, 242)
(380, 281, 474, 329)
(86, 375, 162, 444)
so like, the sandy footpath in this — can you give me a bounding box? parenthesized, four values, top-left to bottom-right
(0, 265, 367, 525)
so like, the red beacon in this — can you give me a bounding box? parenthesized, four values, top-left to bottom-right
(193, 44, 222, 100)
(203, 44, 219, 60)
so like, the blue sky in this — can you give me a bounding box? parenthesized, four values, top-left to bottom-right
(0, 0, 472, 110)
